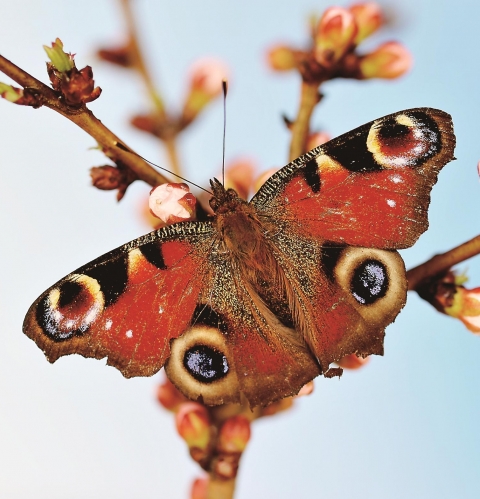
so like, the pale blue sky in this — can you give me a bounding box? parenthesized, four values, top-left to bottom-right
(1, 1, 479, 498)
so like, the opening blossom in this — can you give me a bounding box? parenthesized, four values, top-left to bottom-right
(149, 183, 197, 224)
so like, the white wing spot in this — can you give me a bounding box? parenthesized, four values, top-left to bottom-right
(126, 330, 133, 338)
(390, 174, 403, 184)
(159, 306, 164, 314)
(387, 199, 396, 207)
(105, 319, 113, 330)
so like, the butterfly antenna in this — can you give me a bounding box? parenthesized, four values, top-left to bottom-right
(222, 80, 227, 187)
(114, 142, 212, 195)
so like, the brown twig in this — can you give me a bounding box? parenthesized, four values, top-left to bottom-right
(407, 235, 480, 291)
(0, 53, 168, 187)
(288, 81, 321, 161)
(120, 0, 183, 176)
(120, 0, 166, 117)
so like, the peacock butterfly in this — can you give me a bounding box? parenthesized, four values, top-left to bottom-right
(23, 108, 455, 407)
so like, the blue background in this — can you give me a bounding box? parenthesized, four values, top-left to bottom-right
(1, 1, 479, 498)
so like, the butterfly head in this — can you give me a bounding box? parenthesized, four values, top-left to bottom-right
(208, 178, 243, 214)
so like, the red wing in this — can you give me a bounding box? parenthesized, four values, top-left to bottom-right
(251, 108, 455, 249)
(23, 222, 214, 378)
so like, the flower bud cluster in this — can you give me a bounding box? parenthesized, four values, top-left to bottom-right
(268, 3, 411, 82)
(45, 38, 101, 106)
(125, 58, 229, 141)
(417, 270, 480, 334)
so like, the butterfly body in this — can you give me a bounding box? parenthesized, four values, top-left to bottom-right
(23, 108, 455, 407)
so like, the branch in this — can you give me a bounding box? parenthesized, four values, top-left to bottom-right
(0, 54, 168, 187)
(407, 235, 480, 290)
(288, 82, 321, 161)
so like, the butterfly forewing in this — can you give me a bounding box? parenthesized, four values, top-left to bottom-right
(252, 108, 455, 249)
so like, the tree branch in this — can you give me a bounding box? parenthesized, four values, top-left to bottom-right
(0, 53, 168, 187)
(407, 235, 480, 290)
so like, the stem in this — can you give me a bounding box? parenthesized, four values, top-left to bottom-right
(407, 235, 480, 290)
(120, 0, 166, 117)
(288, 81, 321, 161)
(119, 0, 183, 176)
(0, 54, 167, 187)
(206, 478, 235, 499)
(164, 137, 181, 176)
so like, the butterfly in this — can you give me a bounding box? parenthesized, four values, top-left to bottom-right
(23, 108, 455, 407)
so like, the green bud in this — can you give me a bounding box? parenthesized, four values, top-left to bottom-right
(43, 38, 74, 73)
(0, 83, 21, 102)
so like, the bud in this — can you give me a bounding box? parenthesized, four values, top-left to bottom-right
(349, 3, 383, 44)
(191, 477, 209, 499)
(90, 163, 137, 201)
(156, 377, 188, 412)
(267, 45, 297, 71)
(224, 159, 256, 200)
(0, 83, 22, 103)
(175, 402, 212, 453)
(306, 131, 331, 151)
(149, 183, 197, 224)
(98, 45, 134, 68)
(43, 38, 74, 73)
(358, 41, 412, 79)
(337, 353, 370, 369)
(217, 415, 251, 454)
(130, 114, 159, 135)
(315, 7, 358, 66)
(182, 58, 229, 123)
(448, 287, 480, 333)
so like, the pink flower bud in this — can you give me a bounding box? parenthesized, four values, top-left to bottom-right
(175, 402, 212, 452)
(149, 183, 196, 225)
(217, 415, 251, 454)
(359, 41, 412, 79)
(444, 286, 480, 333)
(191, 477, 209, 499)
(224, 159, 257, 200)
(349, 3, 383, 44)
(315, 7, 358, 66)
(267, 45, 297, 71)
(182, 58, 230, 122)
(156, 377, 188, 412)
(337, 353, 370, 369)
(306, 131, 331, 151)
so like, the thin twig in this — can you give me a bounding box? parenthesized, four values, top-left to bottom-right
(288, 81, 321, 161)
(407, 235, 480, 290)
(0, 54, 167, 187)
(120, 0, 166, 117)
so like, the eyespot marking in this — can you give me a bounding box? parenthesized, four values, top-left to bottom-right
(36, 274, 104, 341)
(183, 345, 229, 383)
(367, 111, 441, 168)
(351, 260, 388, 305)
